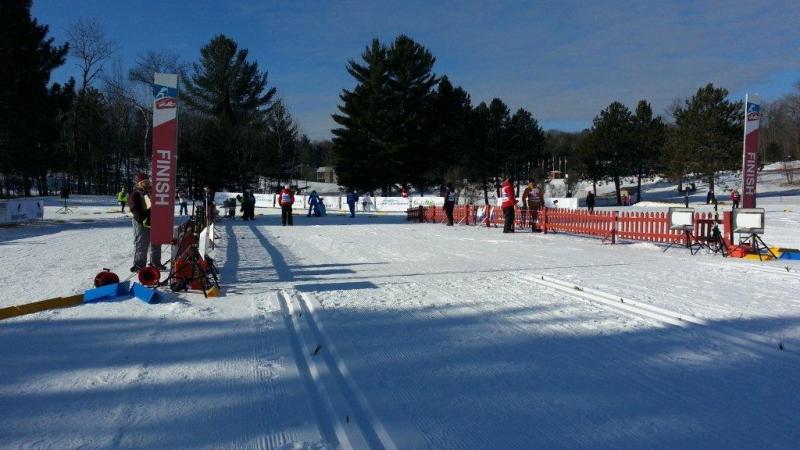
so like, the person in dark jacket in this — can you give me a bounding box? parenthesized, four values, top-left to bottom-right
(444, 185, 456, 226)
(242, 189, 256, 220)
(586, 191, 595, 213)
(308, 190, 320, 217)
(278, 185, 294, 225)
(128, 173, 164, 272)
(500, 178, 516, 233)
(346, 189, 358, 218)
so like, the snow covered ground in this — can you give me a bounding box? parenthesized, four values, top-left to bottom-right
(1, 181, 800, 448)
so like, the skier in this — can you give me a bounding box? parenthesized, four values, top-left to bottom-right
(444, 185, 456, 226)
(500, 178, 516, 233)
(307, 190, 320, 217)
(128, 173, 165, 272)
(117, 187, 128, 213)
(586, 191, 596, 213)
(731, 189, 741, 210)
(346, 189, 358, 218)
(279, 185, 294, 225)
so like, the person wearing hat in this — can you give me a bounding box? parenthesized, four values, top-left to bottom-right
(128, 173, 165, 272)
(278, 184, 294, 225)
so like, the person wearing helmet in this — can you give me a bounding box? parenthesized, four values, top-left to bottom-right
(278, 185, 294, 225)
(128, 173, 165, 272)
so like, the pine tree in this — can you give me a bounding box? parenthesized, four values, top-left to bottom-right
(431, 76, 472, 189)
(509, 108, 545, 192)
(671, 83, 743, 192)
(182, 35, 276, 189)
(0, 0, 71, 196)
(333, 35, 439, 192)
(265, 100, 299, 185)
(591, 101, 634, 205)
(332, 39, 392, 191)
(631, 100, 665, 202)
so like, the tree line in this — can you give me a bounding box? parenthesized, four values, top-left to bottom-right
(0, 1, 330, 198)
(333, 36, 799, 204)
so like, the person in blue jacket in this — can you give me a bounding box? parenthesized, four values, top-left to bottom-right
(346, 189, 358, 218)
(307, 190, 320, 217)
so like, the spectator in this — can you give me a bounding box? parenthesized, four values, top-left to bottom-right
(346, 189, 358, 218)
(444, 185, 456, 226)
(278, 185, 294, 225)
(128, 173, 164, 272)
(586, 191, 595, 213)
(177, 190, 188, 216)
(242, 188, 256, 220)
(117, 187, 128, 213)
(500, 178, 516, 233)
(731, 189, 741, 210)
(307, 190, 320, 217)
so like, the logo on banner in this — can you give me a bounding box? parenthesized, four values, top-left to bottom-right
(154, 86, 178, 110)
(155, 97, 177, 109)
(746, 102, 760, 121)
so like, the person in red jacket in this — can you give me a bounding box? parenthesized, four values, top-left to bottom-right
(278, 185, 295, 226)
(730, 189, 741, 210)
(500, 178, 516, 233)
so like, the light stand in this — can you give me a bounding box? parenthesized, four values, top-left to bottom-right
(55, 197, 72, 214)
(663, 229, 705, 255)
(738, 233, 776, 261)
(663, 207, 703, 255)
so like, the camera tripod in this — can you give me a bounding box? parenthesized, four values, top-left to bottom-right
(55, 197, 73, 214)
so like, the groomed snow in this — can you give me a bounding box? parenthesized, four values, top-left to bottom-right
(1, 186, 799, 448)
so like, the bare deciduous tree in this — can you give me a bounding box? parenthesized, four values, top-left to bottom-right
(67, 19, 116, 90)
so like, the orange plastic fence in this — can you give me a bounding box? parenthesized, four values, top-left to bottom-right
(407, 206, 733, 246)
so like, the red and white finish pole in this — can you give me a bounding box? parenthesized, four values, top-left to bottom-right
(150, 73, 179, 244)
(741, 94, 760, 208)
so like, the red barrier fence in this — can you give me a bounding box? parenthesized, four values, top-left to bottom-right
(407, 206, 733, 247)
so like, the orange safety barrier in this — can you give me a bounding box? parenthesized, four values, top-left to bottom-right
(407, 205, 733, 247)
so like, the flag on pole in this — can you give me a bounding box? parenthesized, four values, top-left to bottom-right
(741, 94, 760, 208)
(150, 73, 178, 244)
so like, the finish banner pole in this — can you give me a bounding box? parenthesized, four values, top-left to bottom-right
(741, 94, 760, 208)
(150, 73, 179, 244)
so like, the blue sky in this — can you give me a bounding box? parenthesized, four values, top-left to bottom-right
(33, 0, 800, 139)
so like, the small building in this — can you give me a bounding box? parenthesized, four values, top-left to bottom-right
(316, 166, 337, 184)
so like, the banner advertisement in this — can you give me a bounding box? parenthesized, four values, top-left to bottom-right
(150, 73, 179, 244)
(0, 199, 44, 224)
(742, 95, 760, 208)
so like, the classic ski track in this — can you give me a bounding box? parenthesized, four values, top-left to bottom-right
(294, 290, 398, 450)
(252, 296, 301, 450)
(405, 228, 798, 362)
(515, 273, 798, 363)
(728, 261, 800, 280)
(278, 289, 366, 450)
